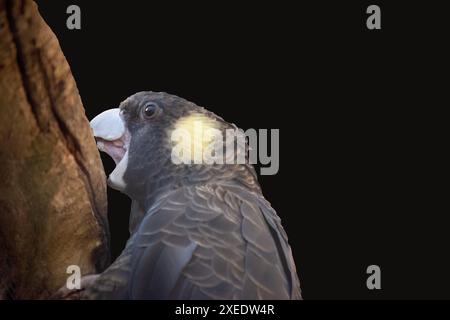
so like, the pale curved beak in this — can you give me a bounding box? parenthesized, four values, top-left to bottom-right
(90, 108, 125, 141)
(90, 108, 130, 191)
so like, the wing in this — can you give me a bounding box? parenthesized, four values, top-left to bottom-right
(231, 184, 302, 299)
(128, 183, 300, 299)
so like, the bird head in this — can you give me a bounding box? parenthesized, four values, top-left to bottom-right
(90, 91, 259, 205)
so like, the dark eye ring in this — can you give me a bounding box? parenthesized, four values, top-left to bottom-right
(143, 103, 159, 118)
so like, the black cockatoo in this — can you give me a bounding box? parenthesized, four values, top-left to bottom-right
(85, 92, 301, 299)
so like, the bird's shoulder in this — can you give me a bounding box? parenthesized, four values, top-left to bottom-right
(131, 183, 299, 299)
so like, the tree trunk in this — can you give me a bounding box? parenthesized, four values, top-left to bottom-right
(0, 0, 109, 299)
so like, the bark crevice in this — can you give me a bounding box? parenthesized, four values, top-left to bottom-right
(5, 0, 43, 131)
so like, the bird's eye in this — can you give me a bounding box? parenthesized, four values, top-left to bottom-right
(143, 103, 158, 118)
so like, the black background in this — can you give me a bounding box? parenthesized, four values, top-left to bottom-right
(33, 0, 448, 299)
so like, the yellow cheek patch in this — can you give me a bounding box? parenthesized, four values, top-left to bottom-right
(170, 113, 222, 164)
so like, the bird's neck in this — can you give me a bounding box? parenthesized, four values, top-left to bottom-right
(129, 163, 261, 217)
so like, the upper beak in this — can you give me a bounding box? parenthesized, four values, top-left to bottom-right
(90, 108, 125, 141)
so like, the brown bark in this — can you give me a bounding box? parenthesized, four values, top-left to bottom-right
(0, 0, 109, 299)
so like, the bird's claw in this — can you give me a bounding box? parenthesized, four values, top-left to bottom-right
(51, 274, 100, 300)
